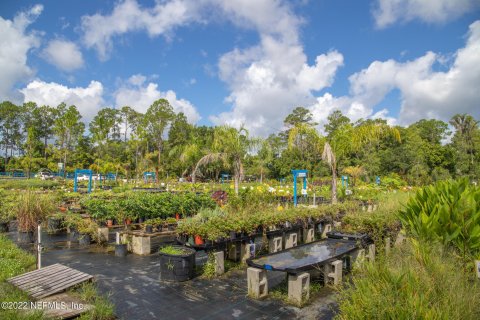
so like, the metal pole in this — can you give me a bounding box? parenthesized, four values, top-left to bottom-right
(313, 193, 316, 206)
(37, 224, 42, 269)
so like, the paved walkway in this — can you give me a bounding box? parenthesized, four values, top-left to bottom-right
(10, 231, 338, 319)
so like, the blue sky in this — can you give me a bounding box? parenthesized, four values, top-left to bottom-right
(0, 0, 479, 136)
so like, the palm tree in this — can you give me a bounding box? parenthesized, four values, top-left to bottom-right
(450, 114, 479, 172)
(193, 126, 258, 195)
(343, 165, 365, 187)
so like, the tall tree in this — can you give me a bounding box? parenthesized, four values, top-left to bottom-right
(143, 99, 175, 181)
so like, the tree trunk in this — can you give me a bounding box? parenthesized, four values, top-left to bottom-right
(331, 163, 337, 204)
(157, 140, 162, 184)
(44, 136, 48, 161)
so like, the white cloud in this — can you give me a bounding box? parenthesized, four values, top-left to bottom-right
(114, 77, 201, 123)
(81, 0, 200, 60)
(210, 2, 344, 136)
(80, 0, 344, 135)
(20, 80, 104, 122)
(0, 4, 43, 101)
(373, 0, 479, 28)
(42, 39, 84, 71)
(310, 20, 480, 128)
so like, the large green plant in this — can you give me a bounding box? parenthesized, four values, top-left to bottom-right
(17, 191, 56, 232)
(399, 179, 480, 261)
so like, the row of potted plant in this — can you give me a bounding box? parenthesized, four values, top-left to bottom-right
(79, 191, 216, 225)
(176, 202, 358, 244)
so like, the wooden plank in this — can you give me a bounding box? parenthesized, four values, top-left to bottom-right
(7, 263, 94, 300)
(9, 265, 69, 286)
(9, 264, 67, 284)
(30, 274, 93, 298)
(31, 274, 93, 299)
(15, 268, 83, 290)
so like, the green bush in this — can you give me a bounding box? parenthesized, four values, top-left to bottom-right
(337, 240, 480, 320)
(399, 179, 480, 261)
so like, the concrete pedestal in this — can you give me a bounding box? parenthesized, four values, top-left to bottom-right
(247, 267, 268, 299)
(303, 228, 314, 243)
(285, 232, 298, 249)
(475, 260, 480, 279)
(321, 224, 332, 239)
(97, 227, 109, 244)
(268, 236, 282, 253)
(288, 272, 310, 305)
(367, 243, 375, 262)
(120, 230, 176, 255)
(214, 251, 224, 275)
(228, 242, 240, 261)
(351, 249, 365, 268)
(241, 243, 253, 263)
(324, 259, 343, 285)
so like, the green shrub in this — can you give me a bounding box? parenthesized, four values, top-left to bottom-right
(337, 240, 480, 320)
(399, 179, 480, 262)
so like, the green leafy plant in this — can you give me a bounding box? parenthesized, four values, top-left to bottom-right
(399, 179, 480, 263)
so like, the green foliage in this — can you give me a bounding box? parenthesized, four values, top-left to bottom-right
(399, 179, 480, 261)
(336, 240, 480, 320)
(16, 191, 57, 232)
(0, 179, 59, 190)
(74, 282, 115, 320)
(341, 192, 410, 242)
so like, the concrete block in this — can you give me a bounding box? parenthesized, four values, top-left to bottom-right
(385, 237, 391, 255)
(214, 251, 224, 275)
(288, 273, 310, 305)
(321, 224, 332, 239)
(241, 243, 253, 263)
(303, 228, 314, 243)
(351, 249, 365, 267)
(285, 232, 298, 249)
(333, 221, 342, 228)
(395, 232, 406, 247)
(97, 227, 109, 244)
(367, 204, 373, 212)
(476, 260, 480, 279)
(268, 236, 283, 253)
(247, 267, 268, 299)
(324, 259, 343, 285)
(228, 243, 240, 261)
(367, 243, 375, 262)
(132, 235, 151, 255)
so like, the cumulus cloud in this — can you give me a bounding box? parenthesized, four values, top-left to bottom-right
(310, 20, 480, 128)
(210, 1, 344, 136)
(114, 75, 201, 123)
(80, 0, 344, 135)
(81, 0, 200, 60)
(0, 4, 43, 101)
(20, 80, 104, 122)
(42, 39, 84, 71)
(373, 0, 479, 28)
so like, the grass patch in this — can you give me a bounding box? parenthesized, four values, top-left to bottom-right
(336, 239, 480, 319)
(0, 179, 59, 190)
(72, 282, 115, 320)
(159, 245, 192, 255)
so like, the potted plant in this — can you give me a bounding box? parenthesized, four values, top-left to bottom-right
(17, 191, 56, 243)
(115, 237, 129, 257)
(158, 245, 196, 282)
(77, 218, 98, 246)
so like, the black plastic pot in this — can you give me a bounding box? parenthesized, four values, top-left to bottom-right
(115, 244, 128, 257)
(78, 234, 91, 246)
(159, 245, 196, 282)
(145, 225, 153, 233)
(0, 222, 9, 233)
(18, 231, 35, 243)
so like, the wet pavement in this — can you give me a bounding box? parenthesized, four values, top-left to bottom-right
(7, 230, 338, 320)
